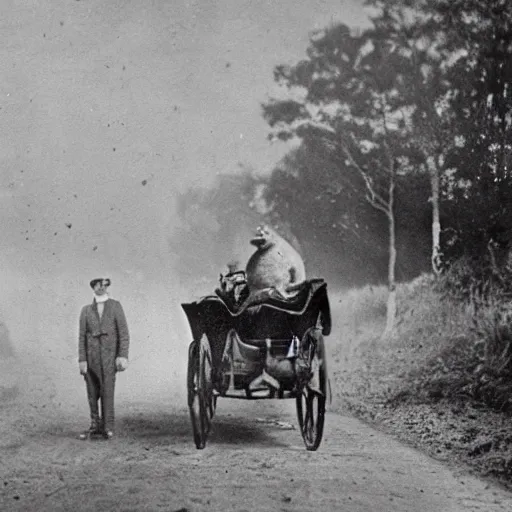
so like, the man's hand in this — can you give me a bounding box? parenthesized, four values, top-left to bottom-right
(115, 357, 129, 372)
(79, 361, 88, 375)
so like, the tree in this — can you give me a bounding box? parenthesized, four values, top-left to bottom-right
(262, 23, 433, 334)
(422, 0, 512, 279)
(364, 0, 451, 274)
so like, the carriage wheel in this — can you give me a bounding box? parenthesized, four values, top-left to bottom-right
(296, 331, 327, 451)
(187, 334, 216, 449)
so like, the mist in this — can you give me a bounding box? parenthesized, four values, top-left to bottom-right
(0, 0, 371, 423)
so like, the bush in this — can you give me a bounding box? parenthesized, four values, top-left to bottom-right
(403, 262, 512, 411)
(332, 262, 512, 413)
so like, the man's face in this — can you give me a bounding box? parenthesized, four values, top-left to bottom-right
(93, 280, 109, 296)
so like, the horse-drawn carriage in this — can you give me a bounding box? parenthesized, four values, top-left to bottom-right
(181, 269, 332, 451)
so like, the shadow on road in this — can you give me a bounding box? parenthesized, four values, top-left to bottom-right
(208, 415, 291, 448)
(2, 395, 294, 452)
(119, 410, 191, 440)
(114, 408, 290, 448)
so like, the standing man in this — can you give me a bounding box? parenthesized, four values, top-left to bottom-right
(78, 278, 130, 440)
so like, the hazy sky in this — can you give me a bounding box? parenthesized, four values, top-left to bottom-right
(0, 0, 370, 351)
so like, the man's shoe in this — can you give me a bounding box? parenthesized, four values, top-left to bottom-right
(79, 430, 90, 440)
(104, 430, 114, 440)
(79, 422, 101, 440)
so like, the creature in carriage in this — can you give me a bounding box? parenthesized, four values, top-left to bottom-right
(181, 224, 332, 451)
(216, 225, 307, 308)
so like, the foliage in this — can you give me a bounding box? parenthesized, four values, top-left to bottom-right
(258, 0, 512, 287)
(261, 14, 445, 288)
(426, 0, 512, 266)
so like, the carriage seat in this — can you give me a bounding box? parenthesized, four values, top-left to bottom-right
(224, 329, 263, 363)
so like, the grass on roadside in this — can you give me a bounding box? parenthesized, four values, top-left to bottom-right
(327, 273, 512, 486)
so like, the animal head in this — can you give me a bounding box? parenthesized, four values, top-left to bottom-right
(250, 225, 275, 250)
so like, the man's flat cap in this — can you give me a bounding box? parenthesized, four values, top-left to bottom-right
(89, 278, 111, 289)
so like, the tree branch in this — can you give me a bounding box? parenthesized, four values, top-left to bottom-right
(339, 137, 391, 216)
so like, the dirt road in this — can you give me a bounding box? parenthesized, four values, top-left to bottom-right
(2, 377, 512, 512)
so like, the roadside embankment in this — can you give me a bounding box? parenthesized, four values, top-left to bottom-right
(328, 274, 512, 489)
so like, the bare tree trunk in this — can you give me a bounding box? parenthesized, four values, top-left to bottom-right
(338, 137, 397, 337)
(428, 156, 441, 275)
(383, 176, 396, 337)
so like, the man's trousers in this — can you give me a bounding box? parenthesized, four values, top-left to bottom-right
(84, 370, 116, 431)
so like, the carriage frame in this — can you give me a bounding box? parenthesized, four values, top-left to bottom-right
(181, 272, 332, 451)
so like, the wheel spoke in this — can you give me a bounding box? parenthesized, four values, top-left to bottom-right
(187, 334, 216, 449)
(295, 330, 327, 451)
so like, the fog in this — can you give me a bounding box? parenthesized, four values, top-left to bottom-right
(0, 0, 370, 416)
